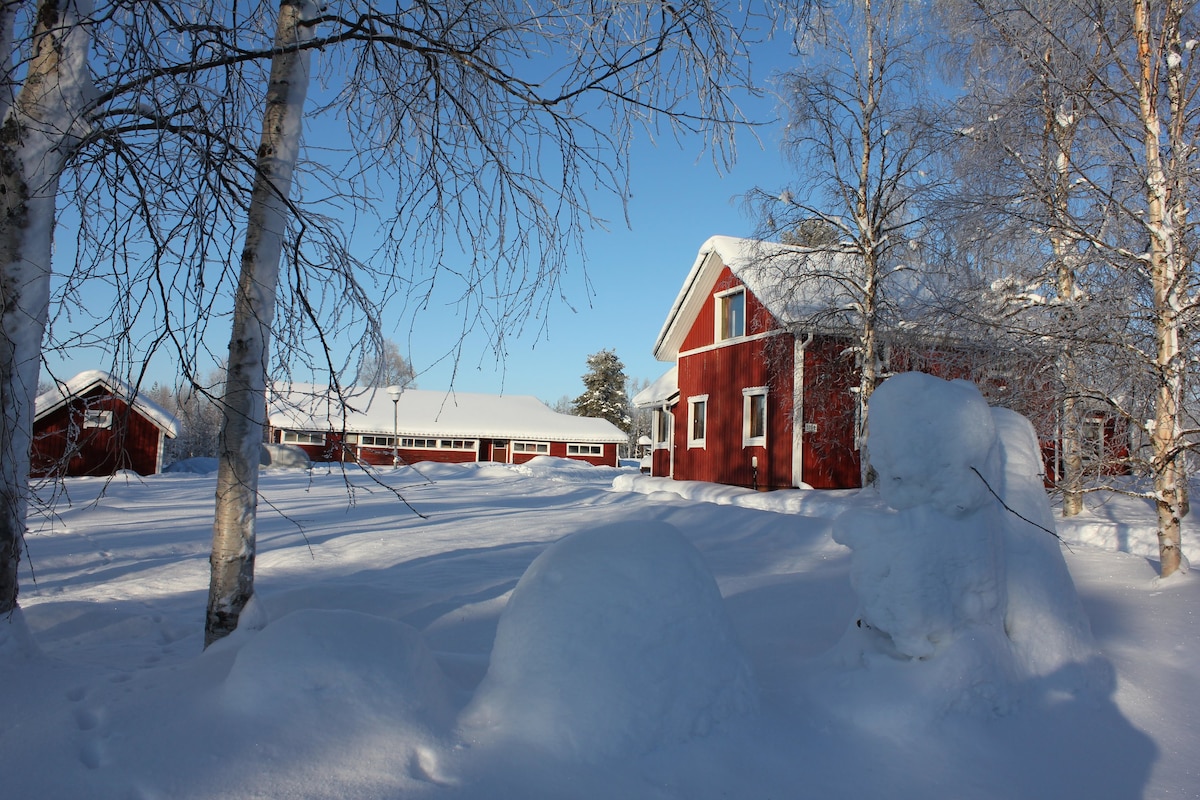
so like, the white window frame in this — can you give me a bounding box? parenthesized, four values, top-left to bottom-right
(359, 434, 396, 448)
(281, 430, 325, 445)
(1082, 413, 1107, 465)
(513, 441, 550, 454)
(83, 409, 113, 429)
(714, 287, 746, 341)
(653, 408, 672, 450)
(566, 443, 603, 456)
(743, 386, 768, 447)
(688, 395, 709, 448)
(398, 437, 477, 450)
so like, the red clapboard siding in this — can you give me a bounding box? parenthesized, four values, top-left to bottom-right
(671, 296, 794, 490)
(799, 336, 862, 490)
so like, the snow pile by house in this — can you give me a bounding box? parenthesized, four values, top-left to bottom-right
(506, 454, 632, 483)
(460, 520, 757, 761)
(822, 373, 1098, 721)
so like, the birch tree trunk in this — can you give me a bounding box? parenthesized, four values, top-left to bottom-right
(1162, 0, 1192, 521)
(1049, 92, 1085, 517)
(205, 0, 317, 645)
(0, 0, 94, 615)
(853, 0, 882, 487)
(1132, 0, 1187, 577)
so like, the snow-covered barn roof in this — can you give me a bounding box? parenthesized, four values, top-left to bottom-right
(632, 365, 679, 409)
(268, 384, 628, 444)
(34, 370, 182, 438)
(652, 236, 859, 361)
(651, 235, 936, 362)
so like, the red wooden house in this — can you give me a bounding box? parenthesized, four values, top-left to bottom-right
(31, 371, 181, 477)
(267, 384, 628, 468)
(634, 236, 1103, 491)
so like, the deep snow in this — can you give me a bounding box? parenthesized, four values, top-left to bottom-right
(1, 386, 1198, 798)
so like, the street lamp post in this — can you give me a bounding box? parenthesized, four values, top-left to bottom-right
(386, 385, 402, 467)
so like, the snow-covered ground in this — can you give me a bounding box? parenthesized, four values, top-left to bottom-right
(2, 431, 1198, 797)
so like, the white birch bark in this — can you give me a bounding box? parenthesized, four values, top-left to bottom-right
(205, 0, 317, 645)
(0, 0, 95, 614)
(1048, 85, 1086, 518)
(1133, 0, 1187, 577)
(853, 0, 882, 487)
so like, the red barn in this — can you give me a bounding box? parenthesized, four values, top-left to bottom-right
(635, 236, 1110, 491)
(32, 371, 181, 477)
(267, 384, 628, 468)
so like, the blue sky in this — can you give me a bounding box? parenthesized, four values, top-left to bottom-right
(45, 34, 800, 406)
(374, 39, 800, 405)
(403, 116, 793, 405)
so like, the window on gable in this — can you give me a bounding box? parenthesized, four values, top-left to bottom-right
(717, 288, 746, 341)
(743, 387, 767, 446)
(83, 410, 113, 429)
(688, 395, 708, 448)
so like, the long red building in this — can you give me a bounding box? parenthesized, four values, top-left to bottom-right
(268, 384, 628, 468)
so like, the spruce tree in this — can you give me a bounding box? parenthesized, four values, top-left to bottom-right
(572, 349, 632, 433)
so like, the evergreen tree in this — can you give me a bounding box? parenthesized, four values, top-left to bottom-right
(572, 350, 632, 433)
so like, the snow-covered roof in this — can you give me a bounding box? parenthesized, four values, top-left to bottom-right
(632, 366, 679, 409)
(268, 384, 629, 444)
(34, 370, 181, 438)
(653, 236, 863, 361)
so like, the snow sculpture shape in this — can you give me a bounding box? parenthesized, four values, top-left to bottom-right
(222, 609, 453, 728)
(831, 372, 1097, 716)
(261, 443, 311, 469)
(461, 520, 756, 761)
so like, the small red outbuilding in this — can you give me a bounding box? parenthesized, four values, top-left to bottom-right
(31, 371, 181, 478)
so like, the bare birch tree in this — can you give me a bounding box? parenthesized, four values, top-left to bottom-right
(1129, 0, 1195, 576)
(0, 0, 309, 620)
(206, 0, 318, 646)
(941, 0, 1198, 575)
(938, 0, 1118, 516)
(749, 0, 938, 483)
(202, 0, 758, 643)
(0, 0, 97, 616)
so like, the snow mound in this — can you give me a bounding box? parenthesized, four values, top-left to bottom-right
(164, 457, 218, 474)
(461, 520, 756, 761)
(222, 609, 452, 728)
(261, 443, 311, 469)
(0, 608, 40, 660)
(508, 455, 631, 483)
(827, 373, 1098, 719)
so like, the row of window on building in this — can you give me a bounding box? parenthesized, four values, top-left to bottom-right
(279, 430, 603, 456)
(652, 385, 768, 450)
